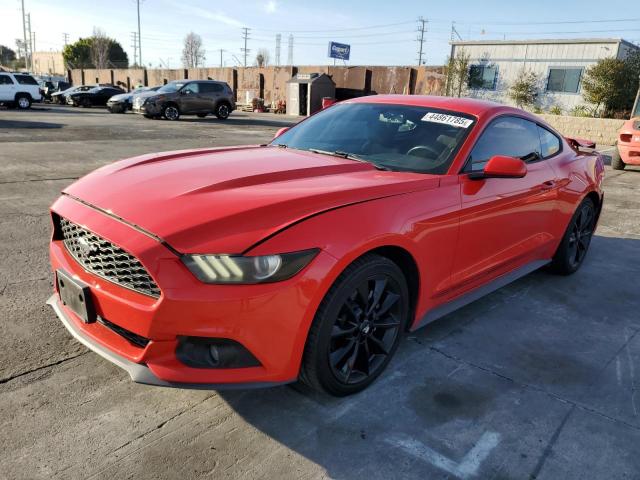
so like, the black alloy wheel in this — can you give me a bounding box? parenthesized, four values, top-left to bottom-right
(550, 198, 596, 275)
(300, 254, 409, 396)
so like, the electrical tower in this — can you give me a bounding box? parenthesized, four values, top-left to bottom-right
(450, 22, 462, 42)
(63, 33, 69, 46)
(131, 32, 138, 66)
(287, 34, 293, 65)
(241, 27, 251, 67)
(219, 49, 224, 68)
(275, 34, 281, 66)
(416, 16, 427, 66)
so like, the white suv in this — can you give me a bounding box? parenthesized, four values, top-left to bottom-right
(0, 72, 42, 109)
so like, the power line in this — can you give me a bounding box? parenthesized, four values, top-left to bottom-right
(241, 27, 250, 67)
(253, 20, 415, 34)
(416, 17, 427, 66)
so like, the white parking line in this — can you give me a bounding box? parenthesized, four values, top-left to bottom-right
(385, 431, 501, 479)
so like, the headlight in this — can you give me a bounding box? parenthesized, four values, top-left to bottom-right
(182, 249, 319, 284)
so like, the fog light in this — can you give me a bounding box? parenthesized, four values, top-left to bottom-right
(176, 337, 261, 369)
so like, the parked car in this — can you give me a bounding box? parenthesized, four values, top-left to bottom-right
(106, 86, 160, 113)
(0, 72, 42, 109)
(47, 96, 604, 396)
(132, 79, 235, 120)
(611, 117, 640, 170)
(40, 80, 71, 102)
(51, 85, 93, 104)
(68, 86, 125, 107)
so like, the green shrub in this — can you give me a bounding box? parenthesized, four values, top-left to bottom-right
(570, 105, 592, 117)
(549, 105, 562, 115)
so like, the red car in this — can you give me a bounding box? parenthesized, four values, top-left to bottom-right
(47, 96, 604, 396)
(612, 117, 640, 170)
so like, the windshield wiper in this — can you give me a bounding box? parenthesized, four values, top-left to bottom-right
(307, 148, 391, 171)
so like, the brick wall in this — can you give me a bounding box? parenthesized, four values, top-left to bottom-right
(68, 65, 446, 105)
(539, 114, 624, 146)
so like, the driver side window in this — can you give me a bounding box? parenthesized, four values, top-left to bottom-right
(183, 83, 199, 94)
(467, 116, 541, 171)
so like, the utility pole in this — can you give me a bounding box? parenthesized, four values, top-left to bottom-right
(416, 16, 427, 66)
(27, 13, 33, 71)
(241, 27, 251, 67)
(131, 32, 138, 66)
(275, 34, 281, 66)
(63, 32, 69, 46)
(21, 0, 29, 70)
(136, 0, 142, 67)
(219, 49, 224, 68)
(287, 34, 293, 65)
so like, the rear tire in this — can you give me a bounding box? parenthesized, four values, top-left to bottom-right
(299, 254, 409, 396)
(549, 197, 596, 275)
(15, 94, 31, 110)
(611, 147, 625, 170)
(215, 102, 231, 120)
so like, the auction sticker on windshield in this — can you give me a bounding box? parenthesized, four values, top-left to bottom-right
(421, 112, 473, 128)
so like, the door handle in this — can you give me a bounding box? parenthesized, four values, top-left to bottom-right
(541, 180, 556, 190)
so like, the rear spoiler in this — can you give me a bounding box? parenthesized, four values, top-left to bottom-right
(565, 136, 596, 149)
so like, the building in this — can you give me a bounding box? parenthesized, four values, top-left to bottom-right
(450, 38, 639, 113)
(32, 51, 65, 76)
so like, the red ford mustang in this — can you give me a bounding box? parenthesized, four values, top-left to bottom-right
(47, 95, 604, 396)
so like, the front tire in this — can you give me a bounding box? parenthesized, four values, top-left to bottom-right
(300, 254, 409, 396)
(162, 104, 180, 121)
(611, 147, 625, 170)
(549, 198, 596, 275)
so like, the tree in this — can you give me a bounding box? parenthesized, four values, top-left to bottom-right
(582, 58, 628, 117)
(445, 50, 471, 97)
(0, 45, 16, 65)
(91, 28, 110, 69)
(508, 69, 540, 109)
(181, 32, 205, 68)
(254, 48, 270, 67)
(62, 33, 128, 69)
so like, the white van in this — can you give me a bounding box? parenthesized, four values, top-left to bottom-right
(0, 72, 43, 109)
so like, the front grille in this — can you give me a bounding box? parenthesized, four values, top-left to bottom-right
(58, 216, 161, 298)
(98, 316, 150, 348)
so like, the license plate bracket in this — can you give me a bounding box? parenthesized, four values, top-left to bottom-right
(56, 269, 96, 324)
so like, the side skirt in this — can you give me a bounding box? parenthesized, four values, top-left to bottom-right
(412, 259, 550, 331)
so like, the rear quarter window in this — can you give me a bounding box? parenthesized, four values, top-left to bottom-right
(14, 75, 39, 85)
(538, 126, 561, 158)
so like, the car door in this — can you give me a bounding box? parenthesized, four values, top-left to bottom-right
(200, 82, 223, 112)
(0, 74, 16, 101)
(449, 115, 559, 294)
(179, 82, 205, 113)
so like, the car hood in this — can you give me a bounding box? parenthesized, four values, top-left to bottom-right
(63, 146, 440, 254)
(108, 92, 132, 102)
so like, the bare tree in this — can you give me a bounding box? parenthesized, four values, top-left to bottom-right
(91, 28, 110, 69)
(444, 50, 471, 97)
(254, 48, 270, 67)
(181, 32, 205, 68)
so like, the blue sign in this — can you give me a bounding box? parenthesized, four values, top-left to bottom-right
(328, 42, 350, 60)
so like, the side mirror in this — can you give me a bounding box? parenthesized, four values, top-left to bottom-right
(469, 155, 527, 180)
(180, 89, 190, 95)
(274, 127, 289, 139)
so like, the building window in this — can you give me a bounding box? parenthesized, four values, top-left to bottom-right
(468, 65, 498, 90)
(546, 68, 583, 93)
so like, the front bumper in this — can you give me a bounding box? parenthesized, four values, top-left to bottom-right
(48, 194, 335, 387)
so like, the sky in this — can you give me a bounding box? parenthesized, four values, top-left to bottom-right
(1, 0, 639, 68)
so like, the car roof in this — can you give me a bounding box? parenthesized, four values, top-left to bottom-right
(345, 95, 517, 119)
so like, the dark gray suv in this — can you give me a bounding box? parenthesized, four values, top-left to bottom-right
(132, 80, 235, 120)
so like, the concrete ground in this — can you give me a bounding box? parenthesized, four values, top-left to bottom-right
(1, 104, 639, 480)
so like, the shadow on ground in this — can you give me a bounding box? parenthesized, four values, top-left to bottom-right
(0, 119, 64, 129)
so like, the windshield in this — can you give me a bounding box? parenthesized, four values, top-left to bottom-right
(271, 103, 476, 174)
(157, 82, 185, 93)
